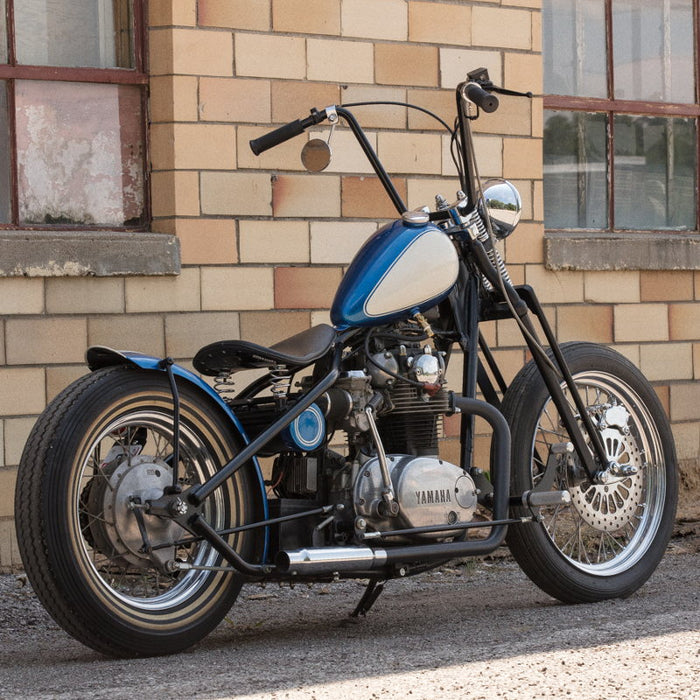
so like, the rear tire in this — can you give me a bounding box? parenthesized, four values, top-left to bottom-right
(15, 366, 262, 657)
(502, 343, 677, 603)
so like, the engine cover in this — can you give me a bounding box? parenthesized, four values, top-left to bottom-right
(353, 455, 478, 538)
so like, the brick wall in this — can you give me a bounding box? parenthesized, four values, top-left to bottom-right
(0, 0, 697, 571)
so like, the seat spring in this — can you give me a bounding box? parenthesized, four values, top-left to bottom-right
(270, 364, 292, 400)
(214, 371, 236, 397)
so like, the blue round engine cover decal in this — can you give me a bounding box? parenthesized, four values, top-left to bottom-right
(282, 403, 325, 452)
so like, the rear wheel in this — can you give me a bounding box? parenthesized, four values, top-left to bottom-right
(502, 343, 677, 603)
(15, 366, 262, 657)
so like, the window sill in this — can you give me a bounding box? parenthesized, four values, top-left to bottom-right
(545, 231, 700, 271)
(0, 230, 180, 277)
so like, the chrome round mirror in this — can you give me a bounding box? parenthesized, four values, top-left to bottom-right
(301, 139, 332, 172)
(481, 179, 522, 239)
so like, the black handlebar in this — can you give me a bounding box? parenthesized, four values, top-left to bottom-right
(463, 82, 499, 113)
(249, 109, 328, 155)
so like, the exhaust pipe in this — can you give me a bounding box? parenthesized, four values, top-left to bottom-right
(276, 546, 387, 575)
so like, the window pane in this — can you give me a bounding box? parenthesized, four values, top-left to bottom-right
(543, 0, 607, 98)
(613, 0, 694, 103)
(614, 116, 696, 230)
(544, 111, 608, 229)
(15, 81, 144, 227)
(15, 0, 133, 68)
(0, 81, 10, 222)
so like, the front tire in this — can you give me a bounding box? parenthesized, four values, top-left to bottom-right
(15, 366, 262, 657)
(502, 343, 677, 603)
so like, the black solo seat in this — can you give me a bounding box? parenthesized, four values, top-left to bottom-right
(192, 324, 337, 376)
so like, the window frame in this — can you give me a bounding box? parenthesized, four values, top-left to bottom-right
(543, 0, 700, 270)
(0, 0, 179, 278)
(0, 0, 150, 232)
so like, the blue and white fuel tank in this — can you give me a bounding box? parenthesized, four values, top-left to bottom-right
(330, 218, 460, 328)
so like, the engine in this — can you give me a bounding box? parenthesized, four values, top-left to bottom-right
(322, 327, 478, 541)
(255, 323, 479, 546)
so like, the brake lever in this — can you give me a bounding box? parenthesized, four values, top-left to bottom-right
(489, 85, 533, 99)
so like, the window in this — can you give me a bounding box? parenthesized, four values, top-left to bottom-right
(0, 0, 147, 229)
(543, 0, 698, 234)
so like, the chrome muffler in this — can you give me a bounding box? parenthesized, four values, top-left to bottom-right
(276, 546, 387, 575)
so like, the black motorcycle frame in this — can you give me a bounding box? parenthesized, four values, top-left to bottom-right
(153, 76, 613, 581)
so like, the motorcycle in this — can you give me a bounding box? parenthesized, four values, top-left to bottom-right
(15, 68, 678, 658)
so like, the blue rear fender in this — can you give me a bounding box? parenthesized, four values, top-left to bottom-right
(86, 346, 269, 520)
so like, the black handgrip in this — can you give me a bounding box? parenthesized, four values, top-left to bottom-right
(464, 82, 499, 113)
(249, 119, 306, 155)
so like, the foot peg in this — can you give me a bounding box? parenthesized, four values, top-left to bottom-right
(520, 489, 571, 508)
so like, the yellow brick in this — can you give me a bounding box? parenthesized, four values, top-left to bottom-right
(151, 170, 200, 218)
(199, 0, 270, 30)
(472, 7, 532, 50)
(170, 28, 233, 76)
(310, 221, 376, 264)
(88, 315, 166, 357)
(583, 271, 641, 304)
(440, 48, 501, 90)
(6, 318, 86, 365)
(200, 172, 272, 216)
(148, 27, 173, 76)
(273, 0, 340, 35)
(0, 519, 21, 572)
(377, 132, 442, 174)
(503, 137, 542, 179)
(272, 81, 341, 123)
(165, 312, 240, 358)
(307, 38, 374, 83)
(125, 268, 201, 313)
(174, 124, 237, 170)
(614, 303, 669, 343)
(149, 0, 197, 26)
(4, 418, 36, 467)
(0, 469, 15, 517)
(695, 342, 700, 380)
(640, 343, 693, 381)
(201, 267, 275, 311)
(533, 180, 544, 221)
(235, 34, 306, 80)
(669, 303, 700, 341)
(176, 219, 238, 265)
(672, 422, 700, 462)
(239, 220, 310, 264)
(557, 305, 614, 343)
(641, 271, 694, 302)
(0, 325, 4, 366)
(408, 2, 470, 45)
(469, 135, 503, 178)
(0, 422, 3, 467)
(150, 75, 199, 122)
(375, 43, 438, 87)
(342, 0, 407, 40)
(199, 78, 271, 123)
(504, 222, 544, 264)
(0, 278, 44, 314)
(670, 382, 700, 422)
(46, 278, 124, 314)
(0, 368, 45, 416)
(239, 311, 311, 347)
(505, 52, 543, 96)
(272, 174, 341, 217)
(525, 265, 584, 304)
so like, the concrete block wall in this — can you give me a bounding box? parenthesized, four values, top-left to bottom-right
(1, 0, 697, 571)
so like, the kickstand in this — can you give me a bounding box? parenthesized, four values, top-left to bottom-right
(350, 579, 386, 618)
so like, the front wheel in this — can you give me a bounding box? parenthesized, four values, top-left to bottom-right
(502, 342, 677, 603)
(15, 366, 262, 657)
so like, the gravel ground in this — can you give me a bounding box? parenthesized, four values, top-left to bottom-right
(0, 533, 698, 700)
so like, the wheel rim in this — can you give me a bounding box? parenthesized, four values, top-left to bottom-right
(531, 371, 666, 576)
(71, 408, 235, 612)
